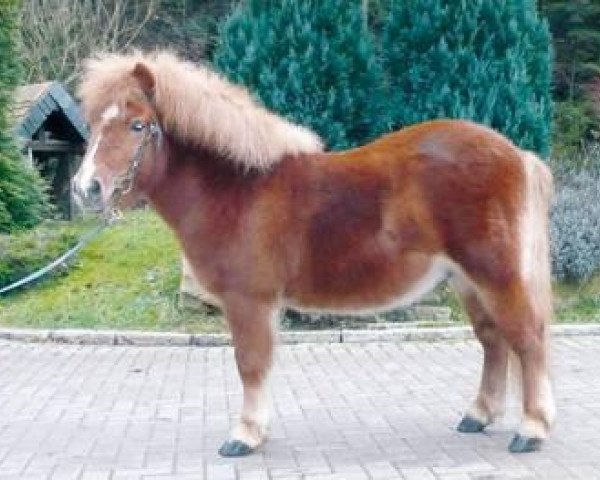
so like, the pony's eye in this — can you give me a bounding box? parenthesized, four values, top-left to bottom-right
(130, 120, 145, 132)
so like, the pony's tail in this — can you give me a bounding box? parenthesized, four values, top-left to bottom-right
(504, 152, 555, 415)
(520, 150, 554, 325)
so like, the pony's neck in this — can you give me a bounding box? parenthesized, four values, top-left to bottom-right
(145, 135, 263, 234)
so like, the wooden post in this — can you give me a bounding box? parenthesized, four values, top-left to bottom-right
(67, 152, 73, 220)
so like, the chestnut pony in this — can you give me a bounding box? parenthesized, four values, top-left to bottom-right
(73, 51, 555, 456)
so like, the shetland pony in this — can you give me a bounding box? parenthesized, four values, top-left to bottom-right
(73, 51, 555, 456)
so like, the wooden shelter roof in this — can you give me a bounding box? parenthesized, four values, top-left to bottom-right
(12, 82, 88, 141)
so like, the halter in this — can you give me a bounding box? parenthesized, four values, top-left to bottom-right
(105, 121, 160, 223)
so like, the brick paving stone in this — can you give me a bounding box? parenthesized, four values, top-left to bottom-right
(205, 463, 235, 480)
(399, 467, 436, 480)
(80, 469, 112, 480)
(142, 475, 205, 480)
(111, 472, 143, 480)
(1, 337, 600, 478)
(0, 475, 47, 480)
(236, 469, 270, 480)
(363, 461, 400, 479)
(50, 463, 84, 479)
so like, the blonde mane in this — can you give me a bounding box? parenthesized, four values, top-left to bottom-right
(78, 51, 323, 169)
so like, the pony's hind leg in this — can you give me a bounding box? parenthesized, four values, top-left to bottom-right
(218, 295, 277, 457)
(454, 282, 509, 433)
(505, 304, 555, 453)
(478, 284, 555, 453)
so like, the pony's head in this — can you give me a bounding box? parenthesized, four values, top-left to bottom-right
(73, 50, 324, 213)
(73, 59, 160, 213)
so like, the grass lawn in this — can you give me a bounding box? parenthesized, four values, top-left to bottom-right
(554, 278, 600, 323)
(0, 210, 224, 333)
(1, 208, 600, 331)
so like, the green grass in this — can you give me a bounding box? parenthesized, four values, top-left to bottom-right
(419, 281, 600, 325)
(2, 208, 600, 332)
(554, 277, 600, 323)
(0, 210, 224, 333)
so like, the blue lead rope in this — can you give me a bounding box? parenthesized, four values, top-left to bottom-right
(0, 223, 107, 296)
(1, 121, 160, 297)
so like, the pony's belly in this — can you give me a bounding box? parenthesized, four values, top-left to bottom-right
(285, 255, 450, 314)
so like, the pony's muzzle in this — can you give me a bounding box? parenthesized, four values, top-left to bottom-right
(73, 178, 105, 213)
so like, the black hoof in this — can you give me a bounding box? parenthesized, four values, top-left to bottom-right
(457, 415, 486, 433)
(218, 439, 254, 457)
(508, 434, 543, 453)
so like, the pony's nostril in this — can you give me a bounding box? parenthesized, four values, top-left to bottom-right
(87, 179, 102, 198)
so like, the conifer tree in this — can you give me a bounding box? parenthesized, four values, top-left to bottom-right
(213, 0, 389, 150)
(0, 0, 48, 232)
(540, 0, 600, 101)
(382, 0, 553, 157)
(539, 0, 600, 149)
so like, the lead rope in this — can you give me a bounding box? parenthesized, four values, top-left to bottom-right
(0, 122, 159, 296)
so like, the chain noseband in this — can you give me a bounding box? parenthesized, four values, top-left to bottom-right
(104, 121, 160, 223)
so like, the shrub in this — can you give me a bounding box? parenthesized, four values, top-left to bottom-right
(553, 100, 597, 156)
(381, 0, 553, 157)
(137, 0, 234, 62)
(551, 141, 600, 176)
(0, 0, 49, 232)
(213, 0, 389, 150)
(550, 170, 600, 281)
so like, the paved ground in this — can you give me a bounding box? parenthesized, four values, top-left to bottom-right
(0, 337, 599, 480)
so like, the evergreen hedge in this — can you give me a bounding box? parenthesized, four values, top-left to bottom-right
(381, 0, 553, 157)
(0, 0, 48, 232)
(214, 1, 552, 157)
(213, 0, 389, 150)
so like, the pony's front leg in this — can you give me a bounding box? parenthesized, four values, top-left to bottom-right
(218, 295, 277, 457)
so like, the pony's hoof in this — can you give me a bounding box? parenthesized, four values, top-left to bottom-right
(508, 434, 543, 453)
(218, 439, 254, 457)
(457, 415, 486, 433)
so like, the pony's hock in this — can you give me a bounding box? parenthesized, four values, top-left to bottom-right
(74, 50, 555, 456)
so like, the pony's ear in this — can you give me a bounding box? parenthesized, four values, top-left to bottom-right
(132, 62, 155, 98)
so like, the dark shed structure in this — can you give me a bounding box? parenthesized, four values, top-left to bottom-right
(13, 82, 88, 219)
